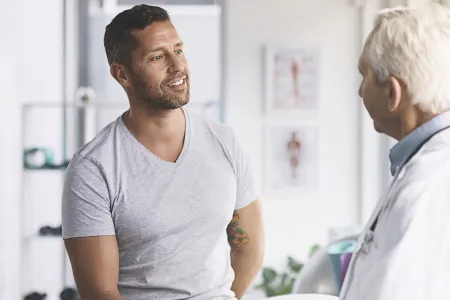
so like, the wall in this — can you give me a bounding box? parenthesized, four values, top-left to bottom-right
(0, 42, 21, 300)
(0, 2, 27, 299)
(0, 1, 71, 300)
(224, 0, 362, 276)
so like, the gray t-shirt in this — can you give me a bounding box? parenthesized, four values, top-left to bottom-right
(61, 108, 257, 300)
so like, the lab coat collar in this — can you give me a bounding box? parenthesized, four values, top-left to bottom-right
(389, 110, 450, 176)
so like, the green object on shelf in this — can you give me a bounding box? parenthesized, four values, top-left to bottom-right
(23, 147, 69, 170)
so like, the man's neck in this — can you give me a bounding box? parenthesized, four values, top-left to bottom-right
(400, 106, 437, 138)
(123, 106, 186, 144)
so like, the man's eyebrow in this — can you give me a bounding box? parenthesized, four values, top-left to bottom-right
(357, 63, 363, 74)
(148, 46, 164, 53)
(148, 42, 183, 53)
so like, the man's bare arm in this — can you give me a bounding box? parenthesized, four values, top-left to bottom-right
(64, 235, 124, 300)
(227, 199, 264, 299)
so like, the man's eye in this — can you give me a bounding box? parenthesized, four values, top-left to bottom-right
(175, 50, 183, 55)
(151, 55, 163, 61)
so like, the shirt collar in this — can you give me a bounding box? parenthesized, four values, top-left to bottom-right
(389, 111, 450, 176)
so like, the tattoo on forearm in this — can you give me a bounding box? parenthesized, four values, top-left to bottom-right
(227, 211, 250, 250)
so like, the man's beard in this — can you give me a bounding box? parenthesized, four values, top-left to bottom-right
(132, 74, 190, 111)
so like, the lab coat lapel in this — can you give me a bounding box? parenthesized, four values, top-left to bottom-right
(340, 172, 401, 298)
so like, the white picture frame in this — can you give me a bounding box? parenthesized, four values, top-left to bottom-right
(263, 122, 319, 194)
(264, 45, 320, 117)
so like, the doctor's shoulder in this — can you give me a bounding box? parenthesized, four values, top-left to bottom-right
(391, 140, 450, 208)
(386, 138, 450, 210)
(402, 134, 450, 180)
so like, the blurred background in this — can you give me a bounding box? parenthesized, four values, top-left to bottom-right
(1, 0, 437, 299)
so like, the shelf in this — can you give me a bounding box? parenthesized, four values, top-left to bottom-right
(23, 167, 67, 172)
(23, 286, 78, 300)
(26, 235, 62, 240)
(22, 101, 128, 109)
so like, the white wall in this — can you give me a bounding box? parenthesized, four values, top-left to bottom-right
(0, 48, 22, 300)
(0, 3, 26, 299)
(0, 1, 70, 300)
(224, 0, 362, 273)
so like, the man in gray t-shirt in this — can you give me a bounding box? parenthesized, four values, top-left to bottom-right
(62, 4, 264, 300)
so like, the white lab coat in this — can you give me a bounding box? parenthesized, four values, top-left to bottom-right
(339, 128, 450, 300)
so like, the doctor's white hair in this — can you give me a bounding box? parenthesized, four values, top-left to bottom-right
(366, 3, 450, 114)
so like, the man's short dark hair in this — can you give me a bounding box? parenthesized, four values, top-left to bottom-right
(104, 4, 170, 66)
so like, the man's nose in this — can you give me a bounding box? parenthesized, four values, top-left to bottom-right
(169, 55, 185, 73)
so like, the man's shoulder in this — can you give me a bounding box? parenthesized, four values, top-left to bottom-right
(388, 140, 450, 237)
(71, 117, 121, 166)
(394, 136, 450, 204)
(188, 108, 238, 146)
(405, 131, 450, 179)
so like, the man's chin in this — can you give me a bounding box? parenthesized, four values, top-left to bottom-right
(164, 99, 189, 110)
(171, 97, 189, 109)
(164, 91, 190, 108)
(373, 122, 401, 140)
(146, 94, 189, 110)
(374, 124, 383, 133)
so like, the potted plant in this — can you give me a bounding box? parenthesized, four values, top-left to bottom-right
(255, 244, 320, 297)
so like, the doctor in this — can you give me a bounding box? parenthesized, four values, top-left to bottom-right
(340, 3, 450, 300)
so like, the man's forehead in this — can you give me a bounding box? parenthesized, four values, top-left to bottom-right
(134, 22, 180, 43)
(358, 50, 369, 71)
(153, 31, 180, 42)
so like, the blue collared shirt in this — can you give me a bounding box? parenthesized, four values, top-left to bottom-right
(389, 111, 450, 176)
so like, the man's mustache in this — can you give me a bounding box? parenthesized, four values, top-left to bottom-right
(164, 72, 189, 85)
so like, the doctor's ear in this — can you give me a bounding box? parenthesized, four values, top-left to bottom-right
(386, 76, 402, 112)
(110, 63, 132, 88)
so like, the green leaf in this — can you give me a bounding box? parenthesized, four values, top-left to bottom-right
(308, 244, 321, 258)
(254, 283, 263, 289)
(289, 277, 296, 291)
(262, 268, 277, 284)
(257, 250, 324, 297)
(273, 284, 293, 296)
(287, 256, 303, 273)
(280, 272, 289, 286)
(266, 287, 278, 297)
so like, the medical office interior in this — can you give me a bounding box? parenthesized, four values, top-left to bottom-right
(1, 0, 441, 299)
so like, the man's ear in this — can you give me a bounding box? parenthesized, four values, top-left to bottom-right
(386, 76, 402, 112)
(110, 63, 131, 88)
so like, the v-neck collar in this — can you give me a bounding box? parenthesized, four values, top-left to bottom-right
(118, 107, 191, 168)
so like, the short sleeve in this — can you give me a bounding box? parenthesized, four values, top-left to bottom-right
(234, 138, 258, 210)
(61, 154, 116, 239)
